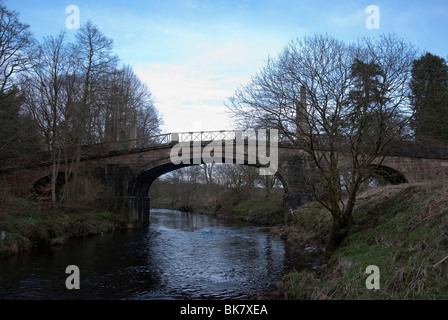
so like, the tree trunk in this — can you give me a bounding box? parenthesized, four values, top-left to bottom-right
(51, 161, 58, 204)
(50, 149, 60, 204)
(326, 211, 353, 252)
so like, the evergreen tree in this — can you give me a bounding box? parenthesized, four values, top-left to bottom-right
(0, 89, 41, 158)
(410, 52, 448, 143)
(347, 59, 384, 137)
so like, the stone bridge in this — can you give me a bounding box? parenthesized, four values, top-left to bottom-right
(1, 130, 448, 223)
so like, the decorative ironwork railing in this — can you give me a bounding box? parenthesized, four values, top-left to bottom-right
(122, 129, 275, 149)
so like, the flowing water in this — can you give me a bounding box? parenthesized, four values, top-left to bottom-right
(0, 209, 314, 300)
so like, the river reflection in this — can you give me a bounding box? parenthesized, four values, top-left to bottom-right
(0, 209, 312, 300)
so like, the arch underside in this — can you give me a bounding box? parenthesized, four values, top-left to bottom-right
(131, 161, 191, 197)
(369, 164, 408, 185)
(130, 157, 288, 198)
(32, 172, 71, 200)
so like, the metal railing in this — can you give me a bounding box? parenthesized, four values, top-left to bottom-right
(169, 129, 279, 143)
(125, 129, 276, 148)
(104, 130, 243, 151)
(171, 130, 237, 142)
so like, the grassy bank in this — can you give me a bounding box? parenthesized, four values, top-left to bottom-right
(0, 197, 132, 258)
(152, 189, 285, 226)
(282, 183, 448, 300)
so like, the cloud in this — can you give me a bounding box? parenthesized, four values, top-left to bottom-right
(131, 30, 289, 133)
(188, 40, 272, 76)
(134, 62, 242, 132)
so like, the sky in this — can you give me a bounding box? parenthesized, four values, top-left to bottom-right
(5, 0, 448, 133)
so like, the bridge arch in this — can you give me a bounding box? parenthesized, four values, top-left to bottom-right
(126, 154, 292, 223)
(129, 157, 290, 195)
(367, 164, 408, 185)
(129, 157, 192, 197)
(32, 172, 72, 201)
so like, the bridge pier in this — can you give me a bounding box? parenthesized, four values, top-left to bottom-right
(126, 196, 150, 225)
(138, 196, 150, 224)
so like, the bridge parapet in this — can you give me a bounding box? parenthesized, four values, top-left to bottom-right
(0, 130, 281, 172)
(387, 140, 448, 159)
(3, 131, 448, 170)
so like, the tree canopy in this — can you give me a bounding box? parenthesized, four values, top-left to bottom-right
(409, 52, 448, 143)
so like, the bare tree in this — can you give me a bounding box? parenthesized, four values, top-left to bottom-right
(0, 1, 34, 96)
(73, 20, 118, 143)
(0, 2, 38, 158)
(69, 21, 118, 192)
(256, 174, 280, 200)
(20, 20, 161, 204)
(98, 64, 162, 148)
(228, 33, 417, 250)
(201, 163, 215, 185)
(117, 65, 161, 145)
(22, 32, 70, 203)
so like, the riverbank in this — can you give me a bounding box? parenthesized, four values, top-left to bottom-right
(0, 197, 132, 258)
(154, 189, 286, 226)
(163, 182, 448, 299)
(281, 182, 448, 299)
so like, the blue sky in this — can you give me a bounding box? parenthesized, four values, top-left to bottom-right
(6, 0, 448, 132)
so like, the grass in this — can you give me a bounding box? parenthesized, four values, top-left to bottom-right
(282, 183, 448, 300)
(231, 195, 284, 225)
(0, 197, 131, 258)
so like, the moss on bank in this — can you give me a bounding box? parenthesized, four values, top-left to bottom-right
(0, 197, 132, 258)
(282, 183, 448, 300)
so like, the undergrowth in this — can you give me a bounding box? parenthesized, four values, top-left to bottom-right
(0, 197, 131, 258)
(283, 183, 448, 300)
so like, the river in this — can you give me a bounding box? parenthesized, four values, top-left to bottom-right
(0, 209, 314, 300)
